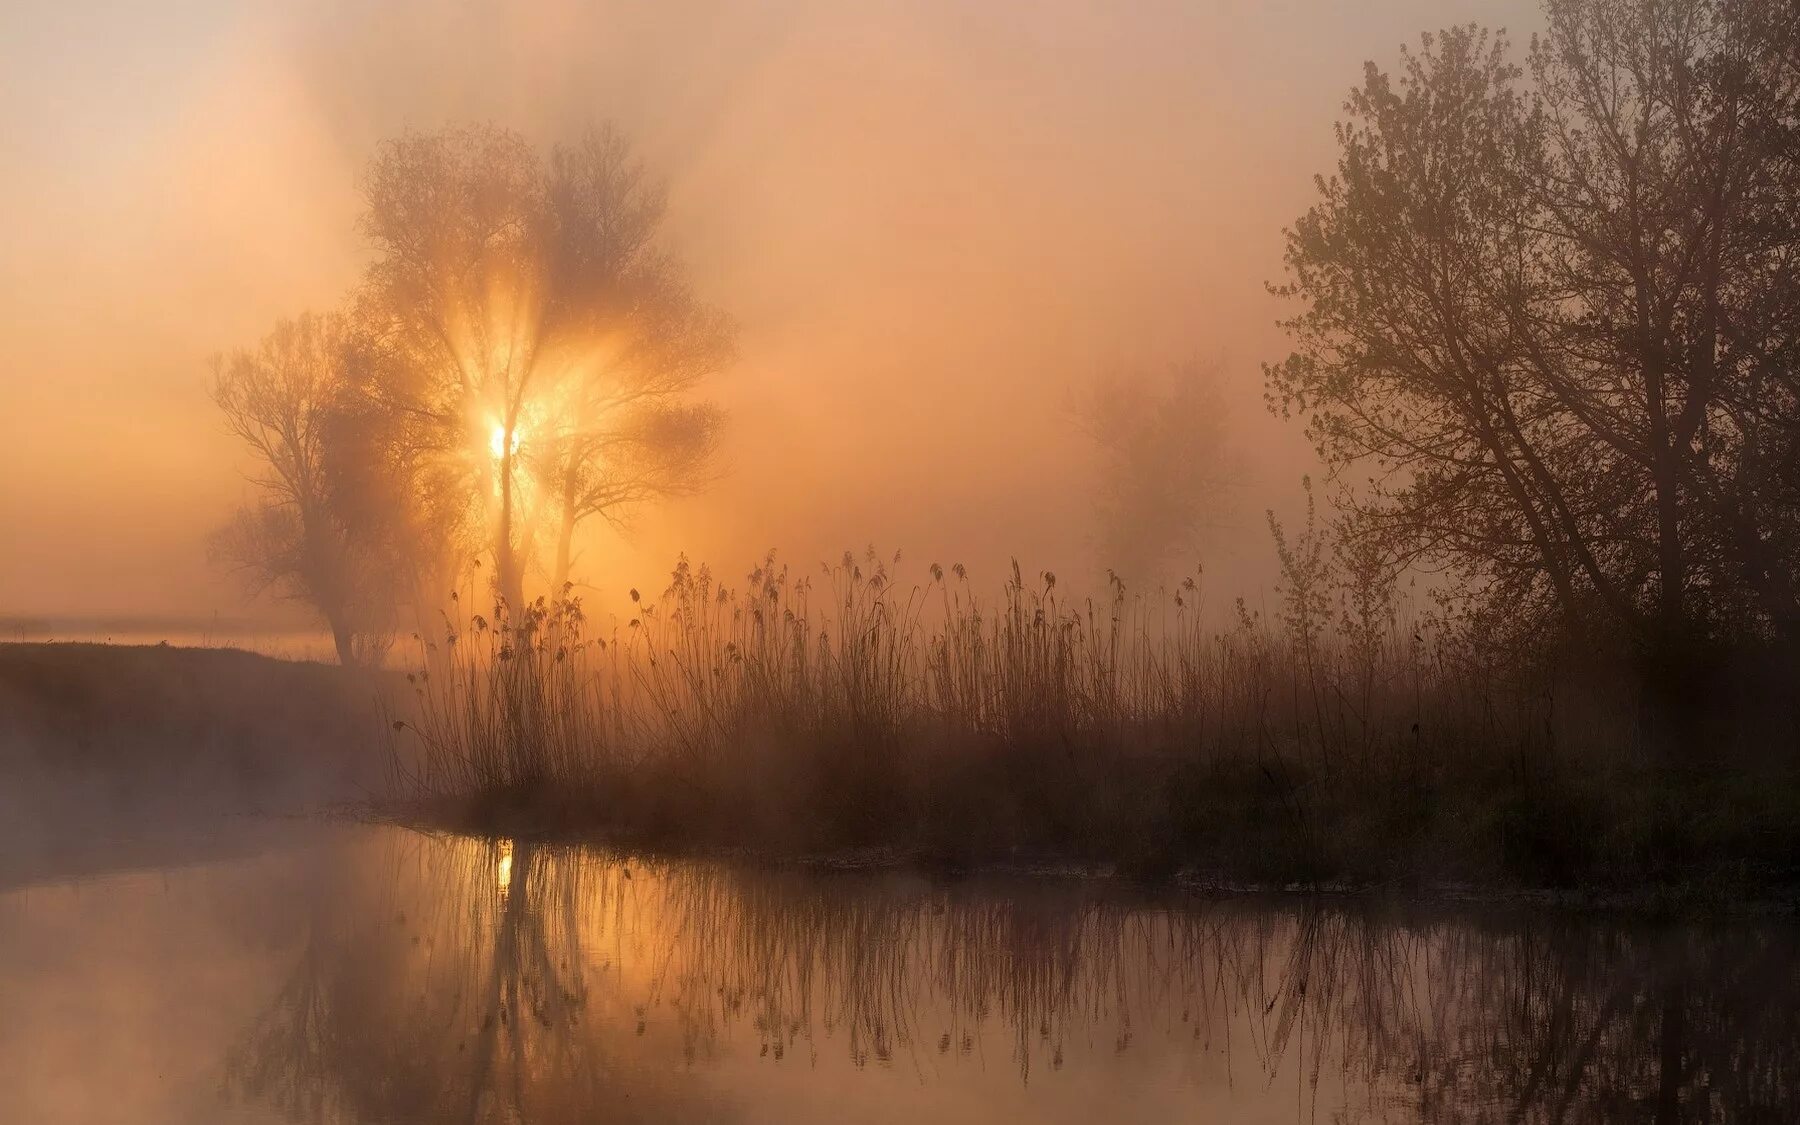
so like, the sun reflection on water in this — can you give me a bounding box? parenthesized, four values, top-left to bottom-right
(495, 838, 514, 893)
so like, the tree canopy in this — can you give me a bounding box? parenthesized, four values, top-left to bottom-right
(212, 124, 733, 656)
(1269, 0, 1800, 657)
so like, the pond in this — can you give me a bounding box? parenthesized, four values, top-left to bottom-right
(2, 822, 1795, 1123)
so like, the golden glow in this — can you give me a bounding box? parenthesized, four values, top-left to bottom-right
(0, 0, 1335, 618)
(488, 422, 520, 462)
(496, 838, 514, 892)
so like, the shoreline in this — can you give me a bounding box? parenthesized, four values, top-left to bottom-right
(363, 798, 1800, 921)
(5, 640, 1798, 920)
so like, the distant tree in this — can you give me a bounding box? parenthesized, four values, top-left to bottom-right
(210, 313, 391, 666)
(355, 123, 733, 612)
(1268, 0, 1800, 672)
(1072, 361, 1235, 589)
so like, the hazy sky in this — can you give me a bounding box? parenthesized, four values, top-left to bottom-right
(0, 0, 1539, 619)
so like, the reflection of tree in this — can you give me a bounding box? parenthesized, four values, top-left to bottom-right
(1228, 911, 1800, 1123)
(566, 860, 1800, 1118)
(1382, 922, 1800, 1123)
(227, 836, 704, 1124)
(230, 830, 1800, 1122)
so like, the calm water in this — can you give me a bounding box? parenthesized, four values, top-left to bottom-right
(2, 823, 1795, 1124)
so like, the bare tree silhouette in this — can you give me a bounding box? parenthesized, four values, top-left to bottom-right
(210, 313, 392, 666)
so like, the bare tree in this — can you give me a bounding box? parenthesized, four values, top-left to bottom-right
(210, 313, 390, 666)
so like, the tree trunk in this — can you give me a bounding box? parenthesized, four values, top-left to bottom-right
(1639, 292, 1688, 639)
(1654, 976, 1685, 1125)
(325, 611, 359, 668)
(551, 500, 577, 598)
(495, 435, 526, 617)
(1638, 306, 1703, 760)
(1652, 441, 1687, 636)
(465, 840, 532, 1125)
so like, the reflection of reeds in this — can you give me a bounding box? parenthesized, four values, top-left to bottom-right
(384, 552, 1798, 886)
(228, 829, 1800, 1123)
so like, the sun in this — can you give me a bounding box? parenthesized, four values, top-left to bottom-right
(488, 422, 521, 461)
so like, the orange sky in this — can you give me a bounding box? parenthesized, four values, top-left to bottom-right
(0, 0, 1539, 619)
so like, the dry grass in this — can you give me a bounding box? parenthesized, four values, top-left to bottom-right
(384, 550, 1800, 889)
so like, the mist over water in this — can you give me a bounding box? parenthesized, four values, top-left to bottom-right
(5, 3, 1800, 1122)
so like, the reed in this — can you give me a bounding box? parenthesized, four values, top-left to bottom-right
(384, 548, 1800, 888)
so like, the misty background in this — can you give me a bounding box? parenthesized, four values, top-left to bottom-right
(0, 0, 1536, 622)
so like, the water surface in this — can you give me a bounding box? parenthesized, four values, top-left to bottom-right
(2, 823, 1795, 1123)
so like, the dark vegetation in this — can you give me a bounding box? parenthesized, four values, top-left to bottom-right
(1269, 0, 1800, 715)
(386, 547, 1800, 899)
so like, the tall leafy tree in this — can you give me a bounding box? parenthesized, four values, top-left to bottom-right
(1269, 0, 1800, 668)
(355, 124, 731, 613)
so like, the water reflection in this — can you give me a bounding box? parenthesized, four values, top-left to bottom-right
(209, 828, 1800, 1123)
(226, 835, 672, 1124)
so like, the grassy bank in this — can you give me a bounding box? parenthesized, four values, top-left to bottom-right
(0, 641, 385, 785)
(0, 623, 1793, 902)
(0, 642, 390, 884)
(385, 554, 1800, 897)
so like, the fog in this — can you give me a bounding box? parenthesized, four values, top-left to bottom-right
(8, 9, 1800, 1120)
(0, 0, 1537, 620)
